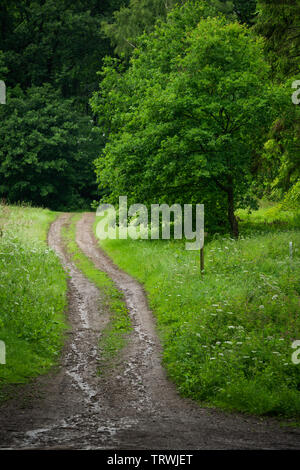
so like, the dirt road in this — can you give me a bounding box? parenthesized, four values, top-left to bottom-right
(0, 212, 299, 449)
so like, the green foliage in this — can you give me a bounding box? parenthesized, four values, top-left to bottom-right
(92, 5, 286, 236)
(0, 85, 102, 210)
(0, 204, 67, 394)
(102, 0, 257, 59)
(255, 0, 300, 79)
(208, 0, 257, 25)
(0, 0, 116, 104)
(251, 2, 300, 203)
(282, 179, 300, 210)
(0, 0, 125, 209)
(97, 207, 300, 418)
(101, 0, 190, 58)
(0, 50, 7, 79)
(232, 0, 257, 25)
(254, 79, 300, 201)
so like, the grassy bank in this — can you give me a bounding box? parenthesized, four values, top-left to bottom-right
(62, 214, 131, 373)
(0, 204, 67, 399)
(95, 206, 300, 419)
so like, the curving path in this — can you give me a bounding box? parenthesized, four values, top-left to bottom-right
(0, 212, 299, 449)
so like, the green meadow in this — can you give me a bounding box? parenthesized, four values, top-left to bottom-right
(96, 205, 300, 419)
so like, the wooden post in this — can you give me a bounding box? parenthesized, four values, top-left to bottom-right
(200, 246, 204, 275)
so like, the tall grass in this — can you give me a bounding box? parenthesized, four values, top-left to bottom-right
(95, 206, 300, 418)
(0, 204, 67, 396)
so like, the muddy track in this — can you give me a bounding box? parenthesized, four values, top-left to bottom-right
(0, 212, 299, 450)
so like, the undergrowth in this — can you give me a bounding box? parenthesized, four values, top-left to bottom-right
(0, 204, 67, 400)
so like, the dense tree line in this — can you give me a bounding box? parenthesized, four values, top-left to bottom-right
(92, 0, 300, 236)
(0, 0, 299, 232)
(0, 0, 125, 209)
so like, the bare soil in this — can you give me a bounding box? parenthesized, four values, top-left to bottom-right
(0, 212, 299, 449)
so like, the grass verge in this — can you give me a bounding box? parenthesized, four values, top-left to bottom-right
(0, 204, 67, 400)
(62, 213, 131, 373)
(95, 205, 300, 420)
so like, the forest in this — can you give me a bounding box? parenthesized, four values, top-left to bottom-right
(0, 0, 299, 235)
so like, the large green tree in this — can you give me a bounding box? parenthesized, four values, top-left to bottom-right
(92, 2, 286, 237)
(0, 85, 102, 209)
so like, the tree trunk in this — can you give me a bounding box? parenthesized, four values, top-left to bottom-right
(227, 187, 239, 238)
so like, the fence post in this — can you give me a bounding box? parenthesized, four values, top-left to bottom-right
(200, 246, 204, 275)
